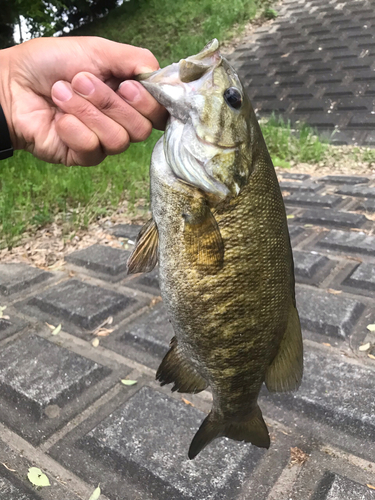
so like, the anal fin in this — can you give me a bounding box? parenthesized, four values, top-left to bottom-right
(265, 303, 303, 393)
(127, 218, 159, 274)
(156, 337, 208, 394)
(188, 405, 270, 460)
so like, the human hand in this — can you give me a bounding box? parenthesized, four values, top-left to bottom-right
(0, 36, 168, 166)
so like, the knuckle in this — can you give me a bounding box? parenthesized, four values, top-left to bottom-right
(132, 121, 152, 143)
(107, 128, 130, 154)
(97, 94, 115, 112)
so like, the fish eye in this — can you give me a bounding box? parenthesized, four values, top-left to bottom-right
(223, 87, 242, 110)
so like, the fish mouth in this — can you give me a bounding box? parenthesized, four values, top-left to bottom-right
(135, 39, 221, 108)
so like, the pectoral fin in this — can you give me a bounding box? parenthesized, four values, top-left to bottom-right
(183, 205, 224, 273)
(156, 337, 209, 394)
(265, 304, 303, 393)
(127, 218, 159, 274)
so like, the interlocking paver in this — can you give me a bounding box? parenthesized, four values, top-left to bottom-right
(65, 244, 130, 280)
(336, 185, 375, 199)
(296, 287, 365, 339)
(319, 175, 369, 184)
(23, 279, 138, 331)
(0, 263, 52, 296)
(317, 229, 375, 256)
(296, 209, 368, 228)
(284, 193, 343, 208)
(343, 262, 375, 292)
(293, 251, 330, 281)
(313, 472, 375, 499)
(229, 0, 375, 144)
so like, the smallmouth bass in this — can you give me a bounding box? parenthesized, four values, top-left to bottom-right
(128, 39, 303, 459)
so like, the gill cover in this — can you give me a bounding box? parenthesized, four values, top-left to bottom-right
(136, 39, 252, 201)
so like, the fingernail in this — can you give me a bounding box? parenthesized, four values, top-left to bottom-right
(119, 81, 141, 102)
(72, 74, 95, 97)
(52, 81, 72, 102)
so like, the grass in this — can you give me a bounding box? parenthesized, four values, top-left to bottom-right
(1, 0, 363, 250)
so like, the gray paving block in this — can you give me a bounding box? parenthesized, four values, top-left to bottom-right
(281, 173, 311, 180)
(0, 474, 40, 500)
(0, 315, 27, 342)
(0, 334, 109, 418)
(28, 279, 135, 330)
(319, 175, 369, 184)
(343, 262, 375, 292)
(313, 472, 375, 500)
(336, 185, 375, 199)
(65, 244, 130, 277)
(356, 199, 375, 212)
(317, 229, 375, 256)
(79, 386, 264, 499)
(0, 263, 52, 296)
(284, 193, 343, 208)
(296, 287, 365, 338)
(293, 251, 329, 279)
(268, 347, 375, 440)
(279, 181, 323, 193)
(119, 303, 172, 357)
(296, 209, 367, 228)
(110, 223, 142, 240)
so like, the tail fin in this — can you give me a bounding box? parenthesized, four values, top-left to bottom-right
(188, 405, 270, 460)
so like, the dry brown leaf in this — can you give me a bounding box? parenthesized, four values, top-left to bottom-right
(327, 288, 342, 295)
(290, 447, 309, 466)
(150, 296, 162, 307)
(322, 343, 332, 347)
(1, 463, 16, 472)
(182, 398, 194, 407)
(359, 342, 371, 352)
(96, 328, 114, 337)
(45, 322, 55, 330)
(368, 354, 375, 360)
(367, 484, 375, 490)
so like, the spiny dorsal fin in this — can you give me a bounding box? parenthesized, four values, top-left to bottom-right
(156, 337, 208, 394)
(183, 205, 224, 273)
(127, 218, 159, 274)
(188, 405, 270, 460)
(265, 303, 303, 393)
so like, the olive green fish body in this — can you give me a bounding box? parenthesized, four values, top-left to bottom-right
(128, 40, 303, 459)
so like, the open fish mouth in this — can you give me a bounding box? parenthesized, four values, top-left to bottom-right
(134, 39, 222, 109)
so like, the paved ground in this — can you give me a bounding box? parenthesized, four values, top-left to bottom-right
(0, 173, 375, 499)
(229, 0, 375, 145)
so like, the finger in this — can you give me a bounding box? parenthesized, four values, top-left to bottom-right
(52, 80, 130, 155)
(118, 80, 168, 131)
(71, 72, 154, 141)
(55, 113, 106, 166)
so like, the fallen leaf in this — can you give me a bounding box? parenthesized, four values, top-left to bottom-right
(91, 316, 113, 335)
(322, 343, 332, 347)
(89, 485, 101, 500)
(121, 379, 137, 386)
(1, 462, 16, 472)
(182, 398, 194, 407)
(96, 328, 114, 337)
(327, 288, 342, 295)
(51, 324, 61, 336)
(92, 338, 100, 348)
(0, 306, 6, 319)
(2, 315, 10, 320)
(45, 322, 55, 330)
(367, 484, 375, 490)
(290, 447, 309, 466)
(368, 354, 375, 360)
(304, 224, 313, 227)
(27, 467, 51, 487)
(359, 342, 371, 352)
(367, 324, 375, 332)
(287, 214, 295, 219)
(150, 296, 162, 307)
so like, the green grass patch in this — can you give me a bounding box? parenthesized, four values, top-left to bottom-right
(260, 115, 328, 168)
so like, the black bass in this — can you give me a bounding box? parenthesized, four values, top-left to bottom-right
(127, 39, 303, 460)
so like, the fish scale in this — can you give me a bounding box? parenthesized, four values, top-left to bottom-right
(128, 39, 303, 459)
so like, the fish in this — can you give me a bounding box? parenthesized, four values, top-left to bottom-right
(127, 39, 303, 460)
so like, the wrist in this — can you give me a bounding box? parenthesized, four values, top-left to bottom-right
(0, 47, 18, 151)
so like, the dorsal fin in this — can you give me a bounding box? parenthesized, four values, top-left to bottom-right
(127, 218, 159, 274)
